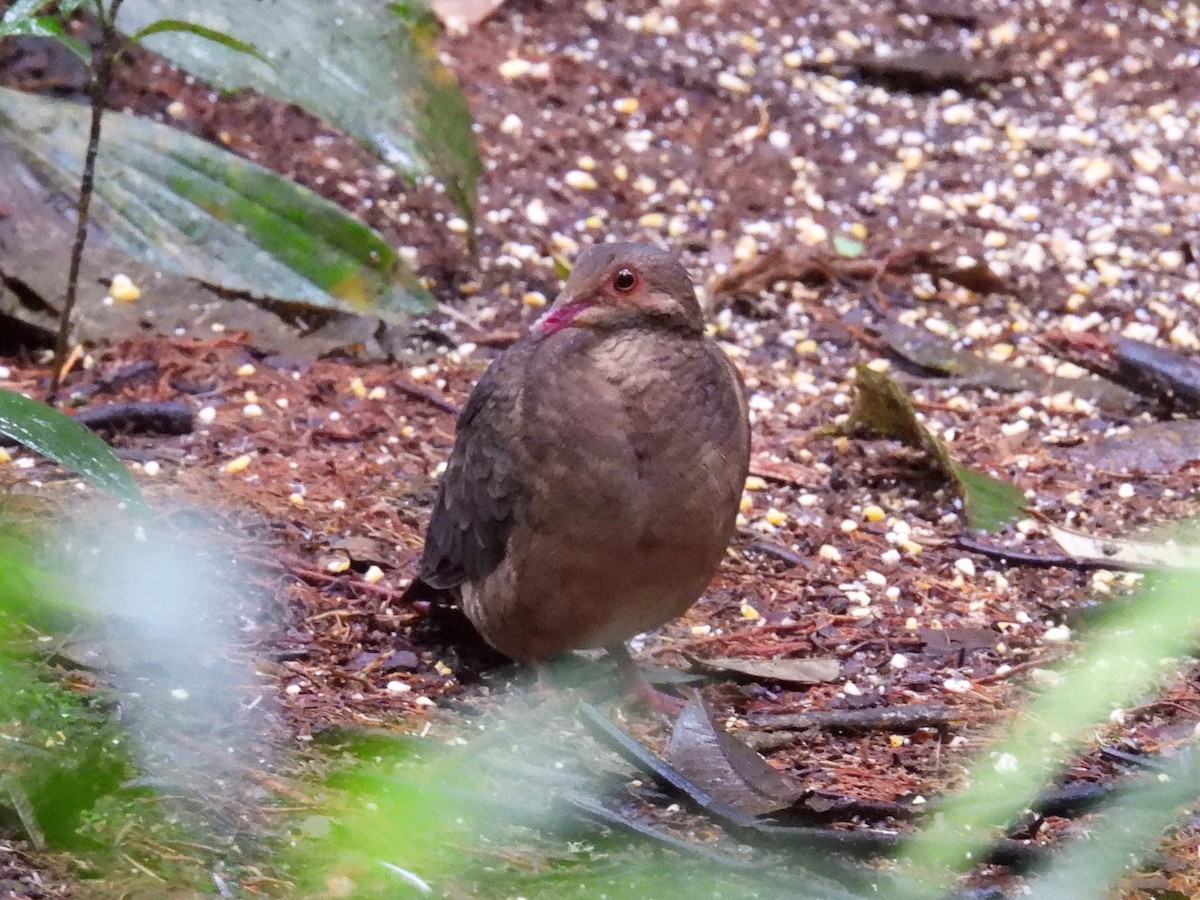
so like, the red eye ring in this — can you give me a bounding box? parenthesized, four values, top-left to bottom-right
(612, 267, 638, 293)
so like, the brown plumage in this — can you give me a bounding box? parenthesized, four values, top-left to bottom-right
(411, 242, 750, 698)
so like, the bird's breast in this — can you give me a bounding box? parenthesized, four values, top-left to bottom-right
(516, 331, 747, 544)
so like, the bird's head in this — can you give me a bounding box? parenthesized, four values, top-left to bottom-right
(535, 243, 704, 338)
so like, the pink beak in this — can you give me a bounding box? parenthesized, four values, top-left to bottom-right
(536, 300, 593, 336)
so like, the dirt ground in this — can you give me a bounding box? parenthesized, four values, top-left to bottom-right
(3, 0, 1200, 896)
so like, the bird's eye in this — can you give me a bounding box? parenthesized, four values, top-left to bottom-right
(612, 268, 638, 293)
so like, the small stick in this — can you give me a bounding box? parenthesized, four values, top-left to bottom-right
(749, 703, 966, 735)
(954, 534, 1148, 572)
(391, 378, 460, 416)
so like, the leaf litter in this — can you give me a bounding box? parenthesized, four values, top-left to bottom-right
(5, 0, 1200, 895)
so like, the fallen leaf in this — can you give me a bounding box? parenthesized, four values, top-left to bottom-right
(918, 627, 999, 656)
(847, 366, 1025, 532)
(1047, 524, 1200, 569)
(1063, 421, 1200, 474)
(862, 316, 1141, 414)
(666, 694, 804, 815)
(841, 47, 1010, 93)
(687, 655, 841, 686)
(329, 535, 390, 566)
(951, 462, 1027, 534)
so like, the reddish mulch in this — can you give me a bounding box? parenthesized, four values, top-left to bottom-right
(3, 0, 1200, 895)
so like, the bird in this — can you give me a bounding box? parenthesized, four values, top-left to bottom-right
(408, 242, 750, 709)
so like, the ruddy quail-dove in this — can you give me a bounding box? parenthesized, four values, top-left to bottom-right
(409, 243, 750, 709)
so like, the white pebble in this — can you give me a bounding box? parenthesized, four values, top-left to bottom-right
(994, 753, 1019, 773)
(525, 198, 550, 226)
(1043, 624, 1072, 643)
(942, 103, 974, 125)
(717, 71, 750, 93)
(564, 169, 598, 190)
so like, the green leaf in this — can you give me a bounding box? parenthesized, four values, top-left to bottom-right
(0, 389, 144, 508)
(551, 251, 572, 282)
(124, 19, 263, 61)
(0, 3, 90, 64)
(118, 0, 482, 227)
(831, 232, 865, 258)
(0, 87, 432, 318)
(0, 16, 92, 63)
(847, 365, 1024, 532)
(0, 0, 57, 26)
(950, 462, 1026, 532)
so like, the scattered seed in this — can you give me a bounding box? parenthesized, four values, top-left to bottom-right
(564, 169, 598, 190)
(943, 678, 973, 694)
(224, 454, 252, 474)
(108, 273, 141, 303)
(1043, 624, 1072, 643)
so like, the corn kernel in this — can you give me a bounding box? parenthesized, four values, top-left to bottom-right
(109, 273, 141, 302)
(224, 454, 252, 474)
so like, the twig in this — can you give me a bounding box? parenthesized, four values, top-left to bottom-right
(392, 377, 460, 416)
(954, 534, 1148, 572)
(120, 851, 165, 882)
(53, 0, 127, 390)
(1098, 746, 1172, 773)
(974, 655, 1065, 685)
(748, 703, 966, 736)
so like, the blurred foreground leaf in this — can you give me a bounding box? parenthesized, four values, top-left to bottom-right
(0, 534, 131, 849)
(119, 0, 482, 227)
(899, 558, 1200, 895)
(0, 388, 143, 507)
(0, 87, 432, 318)
(848, 365, 1024, 531)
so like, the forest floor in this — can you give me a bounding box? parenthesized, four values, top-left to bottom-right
(2, 0, 1200, 896)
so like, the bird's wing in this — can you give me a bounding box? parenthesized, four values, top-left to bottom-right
(416, 346, 528, 590)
